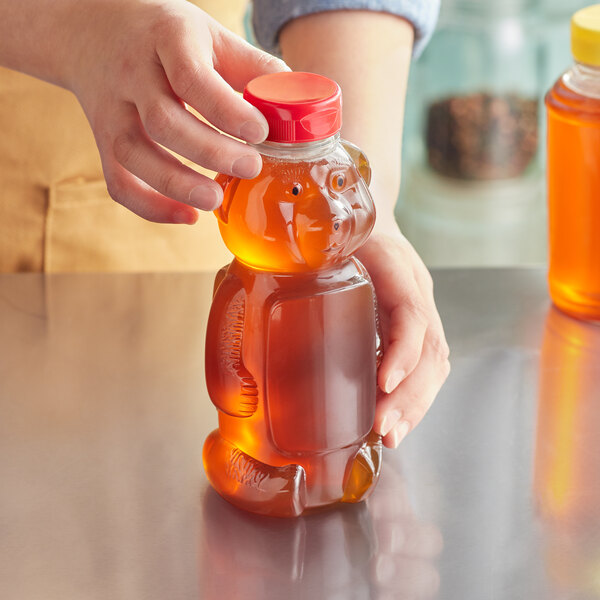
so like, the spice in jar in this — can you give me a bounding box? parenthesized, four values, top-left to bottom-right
(426, 92, 538, 180)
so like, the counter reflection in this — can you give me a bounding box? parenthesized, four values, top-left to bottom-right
(200, 463, 443, 600)
(535, 307, 600, 596)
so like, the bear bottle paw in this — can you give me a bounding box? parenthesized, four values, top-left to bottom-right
(342, 431, 383, 503)
(203, 429, 307, 517)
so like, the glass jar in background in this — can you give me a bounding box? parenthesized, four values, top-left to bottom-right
(399, 165, 545, 267)
(398, 0, 547, 267)
(534, 0, 590, 177)
(546, 5, 600, 322)
(539, 0, 591, 95)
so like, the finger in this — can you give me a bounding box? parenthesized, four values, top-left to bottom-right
(138, 93, 262, 180)
(157, 30, 270, 144)
(374, 336, 450, 447)
(410, 250, 450, 360)
(210, 22, 291, 91)
(102, 158, 199, 225)
(357, 235, 433, 394)
(378, 299, 428, 394)
(111, 104, 224, 211)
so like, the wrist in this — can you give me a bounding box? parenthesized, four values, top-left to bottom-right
(366, 171, 402, 234)
(370, 220, 404, 242)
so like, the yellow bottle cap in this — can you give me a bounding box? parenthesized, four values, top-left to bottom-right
(572, 5, 600, 66)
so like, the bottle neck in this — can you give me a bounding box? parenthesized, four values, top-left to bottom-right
(252, 133, 340, 161)
(563, 61, 600, 99)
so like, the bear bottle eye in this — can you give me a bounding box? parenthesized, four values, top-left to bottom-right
(291, 183, 302, 196)
(333, 222, 340, 231)
(331, 173, 346, 192)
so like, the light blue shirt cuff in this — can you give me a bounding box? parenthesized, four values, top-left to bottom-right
(251, 0, 440, 58)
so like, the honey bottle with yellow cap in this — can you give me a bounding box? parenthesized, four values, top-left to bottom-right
(546, 5, 600, 321)
(202, 71, 383, 517)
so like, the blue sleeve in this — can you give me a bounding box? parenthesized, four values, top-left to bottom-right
(251, 0, 440, 58)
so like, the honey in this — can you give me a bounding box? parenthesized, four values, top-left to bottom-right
(202, 72, 383, 517)
(545, 5, 600, 321)
(546, 78, 600, 320)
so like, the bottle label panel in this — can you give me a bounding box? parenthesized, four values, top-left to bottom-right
(266, 283, 376, 453)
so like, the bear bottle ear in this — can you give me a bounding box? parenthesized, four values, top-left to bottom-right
(213, 174, 240, 224)
(341, 140, 372, 186)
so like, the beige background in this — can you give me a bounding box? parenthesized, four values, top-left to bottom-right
(0, 0, 250, 273)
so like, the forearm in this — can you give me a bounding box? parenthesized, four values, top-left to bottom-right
(0, 0, 82, 87)
(279, 10, 414, 228)
(278, 10, 448, 448)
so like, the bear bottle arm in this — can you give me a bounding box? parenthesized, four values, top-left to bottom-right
(205, 273, 259, 418)
(212, 265, 230, 298)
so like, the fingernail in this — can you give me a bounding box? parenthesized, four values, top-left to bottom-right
(273, 58, 292, 72)
(389, 421, 410, 448)
(384, 370, 406, 394)
(189, 186, 221, 211)
(379, 409, 402, 437)
(232, 154, 261, 178)
(239, 120, 268, 144)
(173, 209, 197, 225)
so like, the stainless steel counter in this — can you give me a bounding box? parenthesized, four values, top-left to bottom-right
(1, 268, 599, 599)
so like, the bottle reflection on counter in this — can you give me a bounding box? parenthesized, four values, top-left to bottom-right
(535, 306, 600, 594)
(199, 463, 443, 600)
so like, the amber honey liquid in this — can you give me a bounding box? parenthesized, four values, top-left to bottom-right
(535, 307, 600, 591)
(546, 77, 600, 320)
(204, 151, 381, 517)
(535, 307, 600, 521)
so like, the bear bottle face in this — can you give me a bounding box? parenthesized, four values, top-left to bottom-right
(215, 143, 375, 272)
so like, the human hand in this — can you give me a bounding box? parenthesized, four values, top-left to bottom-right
(357, 223, 450, 448)
(62, 0, 288, 224)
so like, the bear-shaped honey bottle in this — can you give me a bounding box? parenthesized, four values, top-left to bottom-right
(203, 72, 383, 517)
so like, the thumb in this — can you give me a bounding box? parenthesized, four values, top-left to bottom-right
(211, 23, 291, 92)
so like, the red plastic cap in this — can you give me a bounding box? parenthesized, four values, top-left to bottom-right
(243, 72, 342, 143)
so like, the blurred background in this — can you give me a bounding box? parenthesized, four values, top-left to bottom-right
(396, 0, 590, 268)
